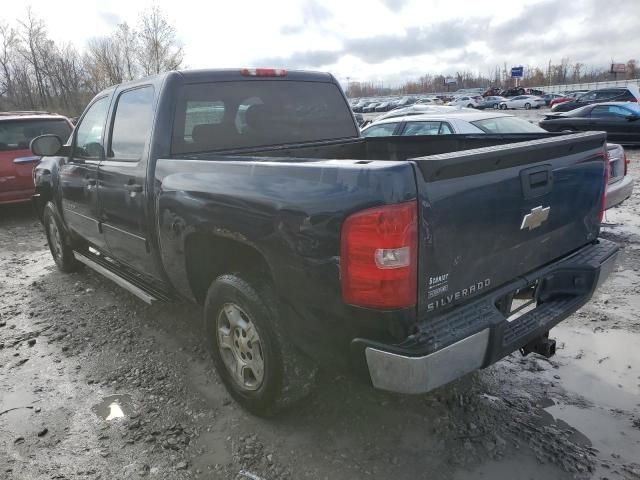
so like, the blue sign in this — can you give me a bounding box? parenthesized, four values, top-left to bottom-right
(511, 66, 524, 78)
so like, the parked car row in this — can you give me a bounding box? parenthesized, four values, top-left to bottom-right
(351, 95, 445, 113)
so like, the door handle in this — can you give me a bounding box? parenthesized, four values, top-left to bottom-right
(125, 183, 143, 193)
(520, 165, 553, 199)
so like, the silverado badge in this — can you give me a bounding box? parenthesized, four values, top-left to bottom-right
(520, 206, 550, 230)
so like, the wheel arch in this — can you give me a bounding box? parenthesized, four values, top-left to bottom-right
(184, 231, 275, 304)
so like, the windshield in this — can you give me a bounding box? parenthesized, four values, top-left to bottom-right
(171, 81, 358, 154)
(470, 116, 546, 133)
(0, 118, 72, 151)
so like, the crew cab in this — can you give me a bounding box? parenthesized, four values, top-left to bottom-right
(30, 68, 617, 415)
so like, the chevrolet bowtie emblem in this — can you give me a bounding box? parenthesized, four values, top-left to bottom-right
(520, 206, 550, 230)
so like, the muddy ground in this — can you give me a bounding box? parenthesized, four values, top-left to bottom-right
(1, 150, 639, 480)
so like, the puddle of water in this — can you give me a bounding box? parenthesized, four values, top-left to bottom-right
(550, 326, 640, 412)
(91, 394, 134, 421)
(544, 402, 640, 466)
(0, 388, 37, 432)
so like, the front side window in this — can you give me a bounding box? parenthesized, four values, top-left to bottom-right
(590, 106, 610, 117)
(361, 123, 398, 137)
(74, 97, 110, 159)
(0, 119, 71, 151)
(579, 92, 597, 102)
(109, 86, 155, 160)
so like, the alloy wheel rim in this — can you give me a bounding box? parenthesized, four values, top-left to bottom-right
(216, 303, 265, 391)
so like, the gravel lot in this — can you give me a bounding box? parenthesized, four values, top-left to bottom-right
(1, 133, 639, 480)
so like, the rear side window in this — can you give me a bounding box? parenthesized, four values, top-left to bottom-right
(109, 86, 155, 160)
(0, 119, 72, 151)
(591, 105, 634, 118)
(361, 123, 398, 137)
(403, 121, 450, 136)
(172, 81, 357, 153)
(471, 116, 545, 133)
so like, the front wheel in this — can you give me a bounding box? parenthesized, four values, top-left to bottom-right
(43, 202, 82, 273)
(467, 104, 474, 108)
(524, 103, 531, 110)
(204, 274, 316, 416)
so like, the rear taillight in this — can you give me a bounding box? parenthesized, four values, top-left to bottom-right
(340, 202, 417, 309)
(240, 68, 287, 77)
(624, 151, 629, 177)
(599, 152, 610, 223)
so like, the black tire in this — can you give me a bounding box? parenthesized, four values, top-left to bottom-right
(525, 103, 531, 110)
(204, 274, 316, 416)
(43, 201, 82, 273)
(493, 104, 499, 109)
(467, 104, 474, 108)
(499, 103, 507, 110)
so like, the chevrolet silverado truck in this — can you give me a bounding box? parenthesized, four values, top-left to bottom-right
(30, 68, 618, 415)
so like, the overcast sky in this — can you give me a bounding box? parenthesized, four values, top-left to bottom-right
(2, 0, 638, 86)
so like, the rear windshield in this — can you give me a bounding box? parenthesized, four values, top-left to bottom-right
(470, 116, 545, 134)
(171, 81, 358, 154)
(0, 119, 72, 151)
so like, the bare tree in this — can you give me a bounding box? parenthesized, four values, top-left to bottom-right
(116, 23, 138, 81)
(137, 6, 183, 76)
(18, 7, 49, 107)
(0, 22, 18, 100)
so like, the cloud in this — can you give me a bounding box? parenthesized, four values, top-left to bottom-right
(255, 49, 342, 68)
(249, 0, 640, 81)
(380, 0, 411, 11)
(257, 20, 485, 68)
(280, 0, 333, 36)
(280, 24, 304, 35)
(98, 10, 121, 27)
(301, 0, 333, 24)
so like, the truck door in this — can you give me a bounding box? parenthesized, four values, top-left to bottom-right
(98, 85, 160, 279)
(59, 96, 110, 248)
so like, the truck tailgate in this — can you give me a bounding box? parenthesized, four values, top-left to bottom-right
(413, 132, 607, 316)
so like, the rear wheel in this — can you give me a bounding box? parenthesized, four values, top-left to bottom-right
(525, 103, 531, 110)
(493, 103, 499, 109)
(204, 274, 316, 416)
(43, 202, 82, 273)
(499, 103, 507, 110)
(467, 104, 474, 108)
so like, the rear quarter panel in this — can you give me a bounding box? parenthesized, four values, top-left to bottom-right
(154, 158, 419, 367)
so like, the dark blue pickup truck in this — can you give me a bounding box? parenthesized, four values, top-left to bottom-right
(30, 68, 618, 415)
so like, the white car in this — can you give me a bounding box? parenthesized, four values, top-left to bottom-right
(447, 95, 482, 108)
(499, 95, 546, 110)
(360, 110, 543, 137)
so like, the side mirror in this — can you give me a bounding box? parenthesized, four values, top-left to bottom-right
(30, 134, 62, 157)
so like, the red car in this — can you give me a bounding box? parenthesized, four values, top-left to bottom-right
(0, 112, 73, 205)
(548, 91, 589, 108)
